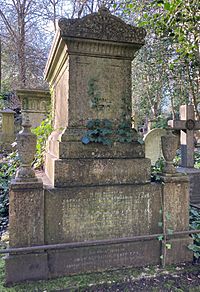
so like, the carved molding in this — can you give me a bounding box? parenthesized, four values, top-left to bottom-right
(21, 97, 50, 113)
(59, 7, 146, 45)
(66, 39, 138, 59)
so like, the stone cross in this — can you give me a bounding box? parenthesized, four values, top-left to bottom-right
(168, 104, 200, 167)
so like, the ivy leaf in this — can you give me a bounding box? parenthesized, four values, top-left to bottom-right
(81, 136, 90, 145)
(167, 229, 174, 235)
(157, 235, 163, 241)
(165, 243, 172, 249)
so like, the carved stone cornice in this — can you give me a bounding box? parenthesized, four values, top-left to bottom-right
(65, 38, 138, 59)
(58, 7, 146, 45)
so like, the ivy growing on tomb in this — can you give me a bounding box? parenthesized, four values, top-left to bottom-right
(81, 119, 113, 146)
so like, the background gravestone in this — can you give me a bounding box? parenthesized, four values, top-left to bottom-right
(16, 89, 51, 128)
(169, 104, 200, 204)
(0, 108, 15, 152)
(144, 128, 166, 165)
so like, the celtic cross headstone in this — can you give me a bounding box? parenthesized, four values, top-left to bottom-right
(168, 104, 200, 168)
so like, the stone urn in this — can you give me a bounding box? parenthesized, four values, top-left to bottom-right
(161, 129, 179, 174)
(15, 115, 38, 181)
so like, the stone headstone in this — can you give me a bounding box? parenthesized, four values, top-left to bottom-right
(0, 108, 15, 152)
(16, 89, 51, 128)
(168, 104, 200, 204)
(144, 128, 166, 165)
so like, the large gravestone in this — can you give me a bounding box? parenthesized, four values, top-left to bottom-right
(6, 8, 192, 284)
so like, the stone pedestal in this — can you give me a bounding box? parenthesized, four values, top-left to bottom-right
(160, 175, 193, 264)
(177, 167, 200, 204)
(44, 7, 146, 187)
(5, 180, 48, 284)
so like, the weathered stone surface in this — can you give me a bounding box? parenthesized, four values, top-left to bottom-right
(177, 167, 200, 204)
(58, 7, 146, 45)
(5, 253, 48, 285)
(45, 155, 151, 187)
(144, 128, 166, 165)
(162, 237, 193, 265)
(44, 184, 162, 244)
(0, 109, 15, 152)
(161, 175, 190, 232)
(48, 241, 160, 278)
(9, 180, 44, 247)
(15, 116, 39, 182)
(17, 89, 50, 128)
(161, 130, 179, 174)
(48, 138, 145, 159)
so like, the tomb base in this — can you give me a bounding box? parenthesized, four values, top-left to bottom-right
(45, 141, 150, 187)
(5, 253, 48, 285)
(177, 167, 200, 204)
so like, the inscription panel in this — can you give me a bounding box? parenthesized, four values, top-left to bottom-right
(48, 240, 160, 277)
(68, 55, 131, 127)
(45, 184, 161, 243)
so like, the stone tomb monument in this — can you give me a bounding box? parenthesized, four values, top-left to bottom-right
(17, 89, 51, 128)
(6, 8, 192, 284)
(144, 128, 166, 165)
(168, 104, 200, 204)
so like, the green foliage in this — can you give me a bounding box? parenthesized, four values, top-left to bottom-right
(151, 115, 169, 129)
(82, 119, 113, 146)
(116, 120, 135, 143)
(151, 158, 165, 182)
(32, 116, 53, 169)
(125, 0, 199, 122)
(188, 207, 200, 260)
(81, 119, 136, 145)
(194, 152, 200, 169)
(0, 92, 9, 109)
(0, 151, 20, 233)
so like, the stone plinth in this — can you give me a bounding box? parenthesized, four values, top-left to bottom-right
(8, 180, 44, 247)
(160, 175, 193, 264)
(17, 89, 50, 128)
(5, 179, 47, 284)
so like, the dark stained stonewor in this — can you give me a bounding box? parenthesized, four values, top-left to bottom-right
(6, 8, 192, 284)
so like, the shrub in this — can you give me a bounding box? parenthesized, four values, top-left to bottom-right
(188, 207, 200, 261)
(32, 116, 53, 169)
(0, 151, 20, 235)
